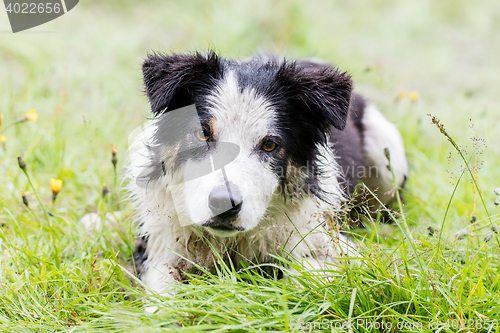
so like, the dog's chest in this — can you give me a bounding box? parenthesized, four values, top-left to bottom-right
(175, 195, 334, 268)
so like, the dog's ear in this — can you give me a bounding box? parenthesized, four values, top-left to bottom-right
(278, 61, 353, 131)
(142, 52, 222, 115)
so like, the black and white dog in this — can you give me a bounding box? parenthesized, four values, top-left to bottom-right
(125, 52, 408, 297)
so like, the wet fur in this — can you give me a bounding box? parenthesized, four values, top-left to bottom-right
(125, 52, 408, 299)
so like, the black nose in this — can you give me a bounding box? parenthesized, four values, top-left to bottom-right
(208, 183, 242, 221)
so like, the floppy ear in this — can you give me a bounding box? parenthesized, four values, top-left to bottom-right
(142, 52, 222, 116)
(278, 61, 353, 131)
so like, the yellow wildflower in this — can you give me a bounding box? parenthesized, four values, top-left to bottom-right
(410, 91, 419, 102)
(50, 178, 63, 194)
(398, 90, 407, 100)
(26, 109, 38, 122)
(50, 178, 63, 203)
(0, 136, 5, 143)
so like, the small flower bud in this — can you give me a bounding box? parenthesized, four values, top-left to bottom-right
(384, 148, 392, 171)
(111, 143, 118, 168)
(20, 189, 29, 207)
(384, 147, 391, 161)
(494, 188, 500, 196)
(470, 214, 478, 223)
(494, 199, 500, 206)
(17, 156, 26, 170)
(102, 183, 110, 198)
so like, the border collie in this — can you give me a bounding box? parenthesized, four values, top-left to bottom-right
(125, 52, 408, 298)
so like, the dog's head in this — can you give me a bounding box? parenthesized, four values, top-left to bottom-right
(139, 52, 352, 237)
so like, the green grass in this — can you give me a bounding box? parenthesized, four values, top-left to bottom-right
(1, 0, 500, 331)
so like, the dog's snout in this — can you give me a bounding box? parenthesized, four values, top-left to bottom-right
(208, 184, 242, 221)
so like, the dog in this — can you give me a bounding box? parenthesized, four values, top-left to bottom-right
(125, 51, 408, 297)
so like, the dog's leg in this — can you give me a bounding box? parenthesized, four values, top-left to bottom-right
(282, 226, 355, 282)
(140, 260, 182, 313)
(136, 234, 185, 312)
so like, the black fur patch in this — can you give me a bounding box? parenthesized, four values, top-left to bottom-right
(233, 56, 353, 202)
(142, 51, 224, 115)
(131, 235, 148, 278)
(330, 93, 366, 196)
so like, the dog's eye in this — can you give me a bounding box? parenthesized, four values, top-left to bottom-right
(194, 129, 210, 142)
(261, 140, 278, 152)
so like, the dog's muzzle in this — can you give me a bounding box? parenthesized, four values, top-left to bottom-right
(202, 183, 243, 232)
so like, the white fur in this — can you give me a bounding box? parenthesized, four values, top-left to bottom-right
(180, 71, 280, 232)
(361, 105, 409, 203)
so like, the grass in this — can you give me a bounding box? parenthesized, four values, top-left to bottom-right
(1, 0, 500, 331)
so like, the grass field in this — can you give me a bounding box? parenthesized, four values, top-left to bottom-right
(1, 0, 500, 331)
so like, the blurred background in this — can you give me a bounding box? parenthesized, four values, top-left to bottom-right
(1, 0, 499, 233)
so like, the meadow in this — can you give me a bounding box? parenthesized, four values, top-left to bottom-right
(1, 0, 500, 331)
